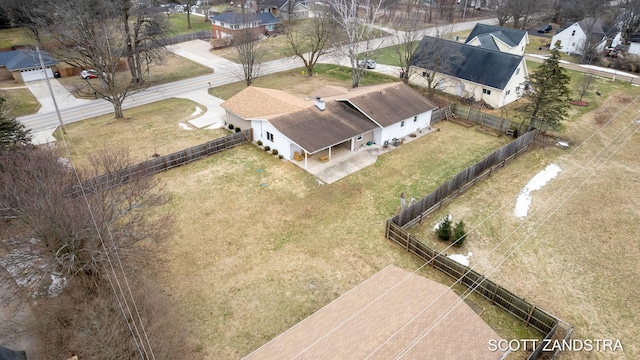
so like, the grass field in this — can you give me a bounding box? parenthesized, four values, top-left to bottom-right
(408, 88, 640, 359)
(149, 121, 519, 359)
(54, 98, 227, 166)
(57, 60, 640, 359)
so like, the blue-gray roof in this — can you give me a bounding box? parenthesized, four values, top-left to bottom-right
(465, 23, 526, 49)
(411, 36, 524, 90)
(0, 49, 58, 71)
(209, 12, 280, 25)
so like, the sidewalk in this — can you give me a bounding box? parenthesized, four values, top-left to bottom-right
(24, 79, 96, 144)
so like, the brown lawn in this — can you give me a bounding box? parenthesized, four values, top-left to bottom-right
(408, 90, 640, 359)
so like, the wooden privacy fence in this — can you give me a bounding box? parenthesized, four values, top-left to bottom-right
(393, 129, 536, 228)
(69, 129, 252, 197)
(160, 31, 213, 46)
(385, 221, 573, 359)
(452, 103, 529, 135)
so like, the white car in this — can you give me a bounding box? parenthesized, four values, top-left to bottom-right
(81, 70, 99, 79)
(358, 60, 377, 69)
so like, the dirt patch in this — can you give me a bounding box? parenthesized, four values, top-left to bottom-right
(570, 100, 588, 106)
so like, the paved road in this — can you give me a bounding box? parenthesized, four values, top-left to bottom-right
(16, 18, 494, 141)
(19, 17, 635, 141)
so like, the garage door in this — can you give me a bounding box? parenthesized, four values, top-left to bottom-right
(20, 67, 54, 82)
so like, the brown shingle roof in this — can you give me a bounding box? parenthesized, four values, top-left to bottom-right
(244, 265, 504, 359)
(336, 82, 438, 127)
(220, 86, 311, 119)
(270, 100, 379, 154)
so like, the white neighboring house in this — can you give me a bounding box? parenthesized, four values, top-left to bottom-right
(410, 36, 528, 109)
(627, 34, 640, 55)
(220, 83, 438, 169)
(551, 18, 622, 56)
(260, 0, 312, 20)
(464, 23, 529, 56)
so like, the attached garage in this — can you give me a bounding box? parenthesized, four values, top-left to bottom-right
(0, 49, 58, 83)
(20, 66, 54, 82)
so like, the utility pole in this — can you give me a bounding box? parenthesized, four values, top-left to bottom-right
(35, 45, 66, 135)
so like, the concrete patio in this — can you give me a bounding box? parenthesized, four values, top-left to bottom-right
(291, 126, 439, 184)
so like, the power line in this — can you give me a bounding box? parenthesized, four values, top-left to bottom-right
(294, 93, 640, 359)
(378, 98, 640, 358)
(53, 116, 156, 359)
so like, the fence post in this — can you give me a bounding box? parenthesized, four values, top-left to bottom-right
(526, 305, 536, 327)
(406, 231, 411, 251)
(490, 284, 499, 305)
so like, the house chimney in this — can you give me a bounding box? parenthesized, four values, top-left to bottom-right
(314, 97, 325, 111)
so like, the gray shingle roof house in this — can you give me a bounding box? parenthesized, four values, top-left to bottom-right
(209, 12, 281, 48)
(465, 23, 529, 55)
(221, 82, 438, 169)
(410, 36, 528, 108)
(0, 49, 58, 83)
(260, 0, 311, 20)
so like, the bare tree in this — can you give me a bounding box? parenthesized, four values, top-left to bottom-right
(31, 0, 171, 119)
(576, 71, 596, 102)
(507, 0, 540, 30)
(620, 0, 640, 44)
(489, 0, 512, 27)
(232, 24, 266, 86)
(410, 28, 462, 94)
(392, 0, 424, 83)
(122, 0, 173, 85)
(0, 146, 171, 278)
(286, 11, 336, 77)
(329, 0, 387, 88)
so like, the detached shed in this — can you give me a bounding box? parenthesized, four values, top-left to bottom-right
(244, 265, 505, 359)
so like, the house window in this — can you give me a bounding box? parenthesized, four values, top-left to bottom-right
(515, 68, 520, 75)
(571, 30, 576, 36)
(356, 134, 363, 141)
(516, 86, 520, 92)
(482, 89, 491, 95)
(506, 90, 511, 95)
(266, 131, 274, 142)
(413, 116, 418, 122)
(400, 120, 405, 127)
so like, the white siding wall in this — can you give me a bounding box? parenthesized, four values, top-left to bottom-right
(498, 59, 528, 107)
(252, 120, 292, 159)
(551, 23, 586, 55)
(629, 42, 640, 55)
(410, 60, 526, 109)
(377, 111, 432, 146)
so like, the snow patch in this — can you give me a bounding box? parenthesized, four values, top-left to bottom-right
(433, 214, 452, 231)
(514, 164, 561, 220)
(448, 252, 473, 266)
(179, 122, 193, 130)
(191, 106, 203, 116)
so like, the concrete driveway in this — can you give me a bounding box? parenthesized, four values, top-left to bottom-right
(25, 78, 94, 114)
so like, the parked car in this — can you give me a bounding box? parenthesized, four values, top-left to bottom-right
(537, 25, 552, 33)
(358, 59, 377, 69)
(81, 70, 99, 79)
